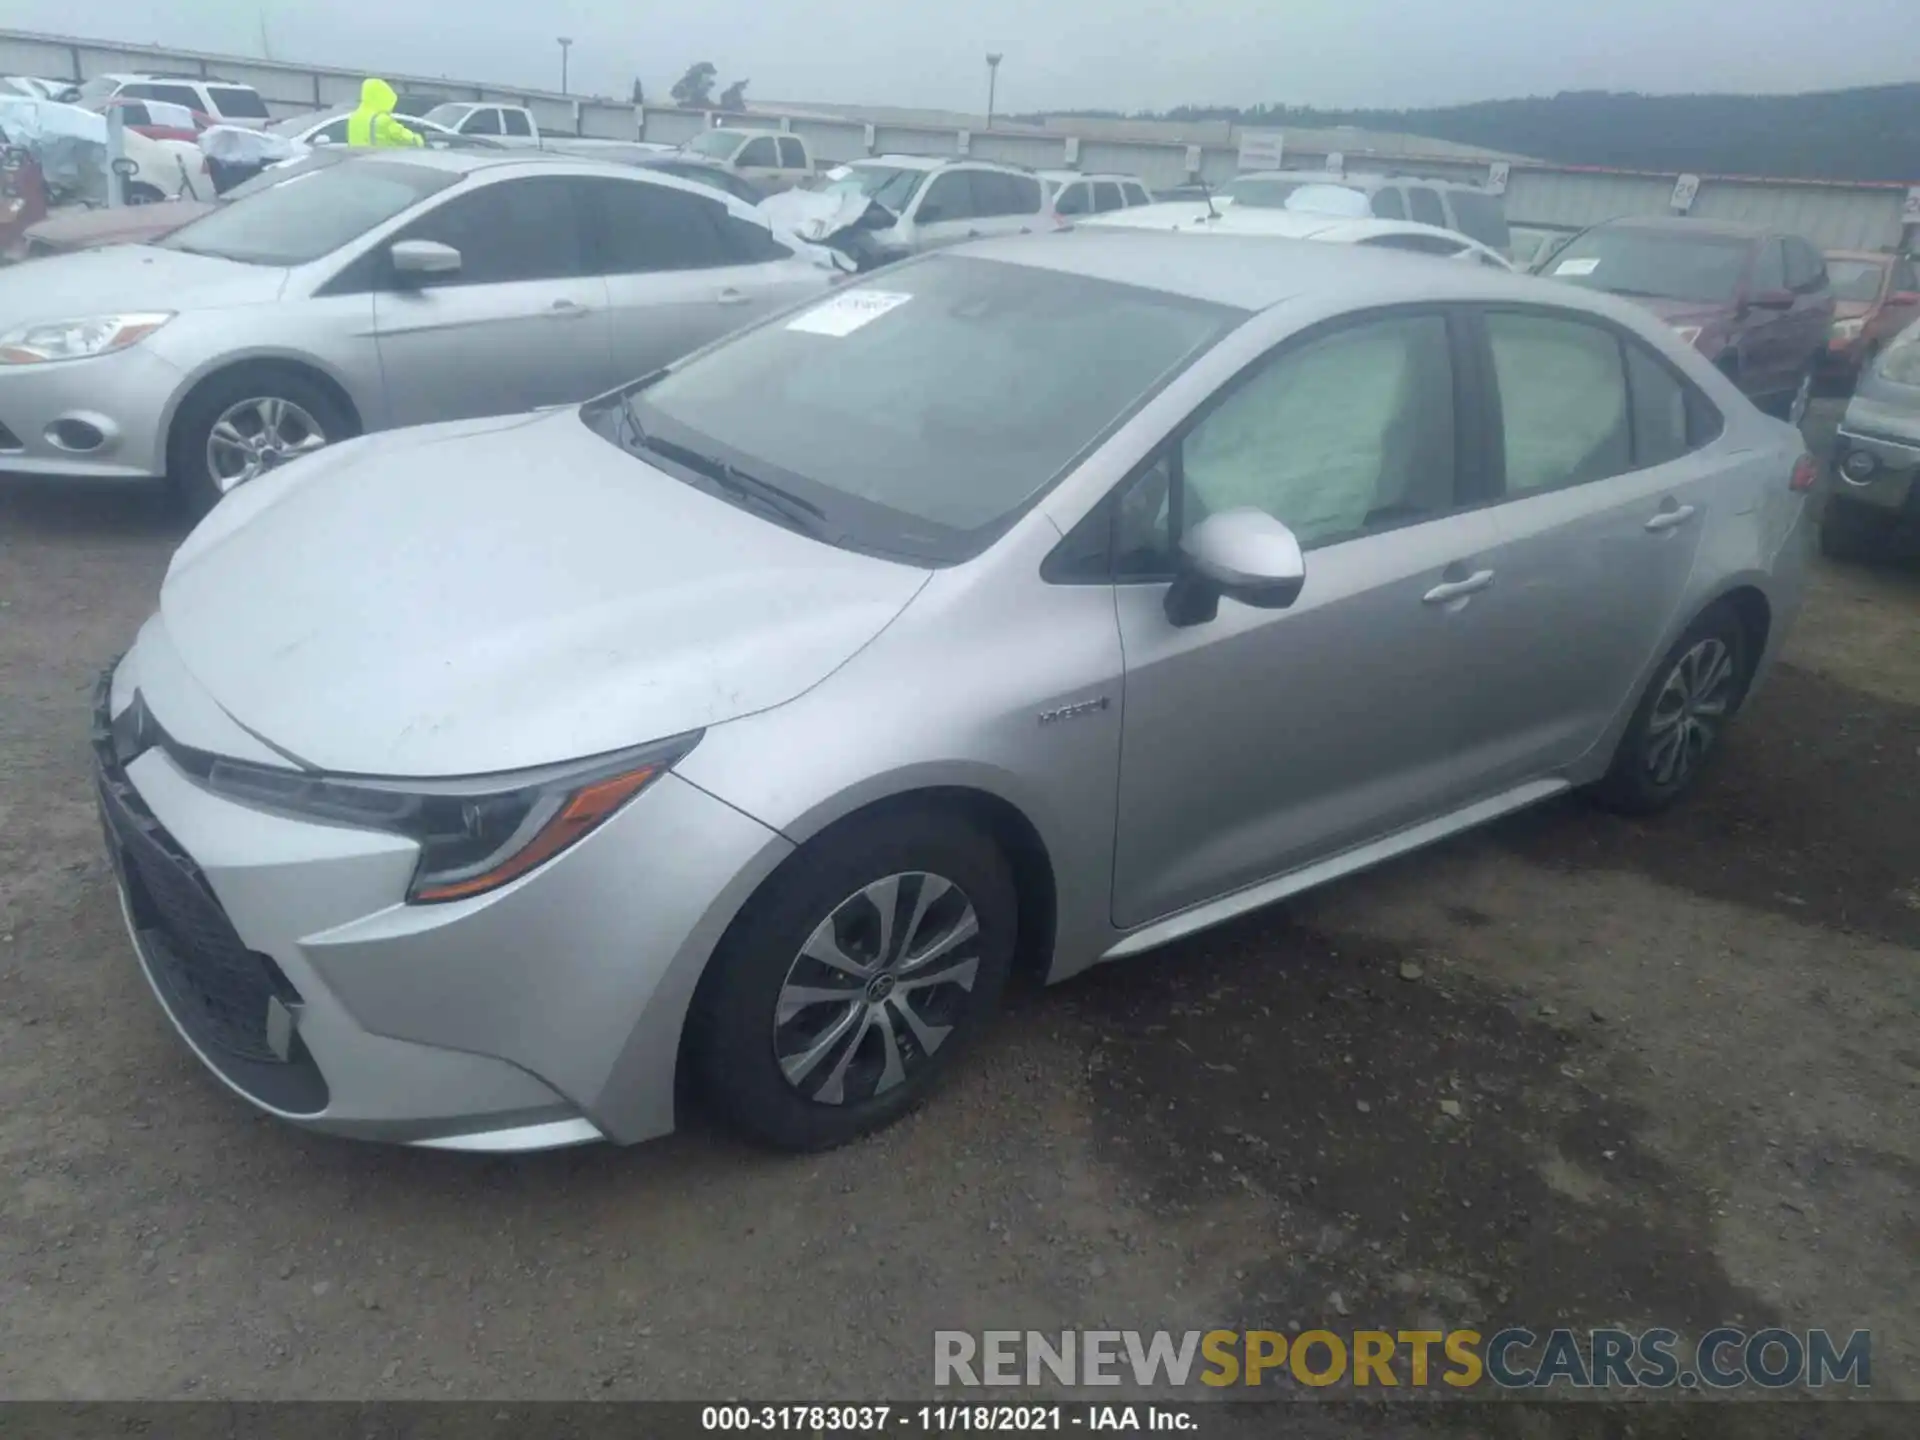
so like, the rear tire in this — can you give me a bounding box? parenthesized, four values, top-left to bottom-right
(691, 807, 1017, 1151)
(1591, 603, 1750, 816)
(1819, 494, 1885, 562)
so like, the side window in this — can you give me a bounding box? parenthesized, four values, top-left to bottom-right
(117, 102, 152, 125)
(157, 85, 205, 111)
(918, 171, 974, 222)
(776, 136, 806, 169)
(1750, 240, 1786, 293)
(1895, 259, 1920, 294)
(311, 117, 350, 144)
(1370, 187, 1407, 220)
(207, 85, 269, 119)
(1363, 232, 1465, 257)
(465, 107, 503, 136)
(1092, 181, 1125, 213)
(579, 177, 731, 272)
(1123, 182, 1151, 207)
(1007, 174, 1044, 215)
(116, 82, 158, 100)
(1053, 182, 1090, 216)
(1486, 311, 1631, 496)
(736, 136, 779, 167)
(502, 110, 534, 138)
(1159, 313, 1459, 553)
(399, 176, 584, 284)
(1406, 186, 1448, 228)
(1789, 239, 1827, 293)
(716, 208, 794, 264)
(1624, 342, 1693, 468)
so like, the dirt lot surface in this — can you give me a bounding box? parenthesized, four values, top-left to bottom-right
(2, 404, 1916, 1431)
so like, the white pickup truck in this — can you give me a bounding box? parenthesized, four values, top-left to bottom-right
(413, 101, 673, 162)
(677, 126, 818, 193)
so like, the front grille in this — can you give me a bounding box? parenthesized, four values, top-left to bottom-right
(92, 675, 299, 1065)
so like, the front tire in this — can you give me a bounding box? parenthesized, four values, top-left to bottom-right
(692, 807, 1017, 1151)
(166, 368, 352, 519)
(1591, 604, 1750, 815)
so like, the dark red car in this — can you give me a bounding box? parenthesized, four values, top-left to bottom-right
(1539, 216, 1834, 421)
(1819, 249, 1920, 385)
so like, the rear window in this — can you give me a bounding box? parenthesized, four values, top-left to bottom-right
(1221, 174, 1308, 208)
(160, 159, 457, 265)
(1447, 190, 1510, 251)
(1405, 186, 1447, 228)
(612, 255, 1241, 563)
(1827, 259, 1887, 304)
(685, 129, 744, 159)
(207, 85, 269, 119)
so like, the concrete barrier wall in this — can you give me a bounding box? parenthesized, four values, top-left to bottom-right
(4, 25, 1912, 250)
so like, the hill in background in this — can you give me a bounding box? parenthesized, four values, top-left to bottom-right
(1039, 87, 1920, 183)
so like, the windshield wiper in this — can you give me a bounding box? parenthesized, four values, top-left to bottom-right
(617, 393, 828, 536)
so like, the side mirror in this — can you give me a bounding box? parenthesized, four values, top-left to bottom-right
(1164, 508, 1306, 628)
(390, 238, 461, 280)
(1748, 288, 1795, 311)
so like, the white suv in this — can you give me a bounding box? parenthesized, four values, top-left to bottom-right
(1041, 170, 1154, 218)
(834, 156, 1055, 259)
(76, 73, 272, 128)
(1223, 170, 1511, 255)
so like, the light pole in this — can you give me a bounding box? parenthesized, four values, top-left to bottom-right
(985, 52, 1002, 130)
(557, 36, 573, 95)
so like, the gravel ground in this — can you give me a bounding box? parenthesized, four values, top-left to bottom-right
(2, 403, 1916, 1426)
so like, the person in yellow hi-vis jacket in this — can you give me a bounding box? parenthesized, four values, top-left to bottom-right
(346, 79, 423, 148)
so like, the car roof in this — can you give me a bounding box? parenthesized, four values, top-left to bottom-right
(959, 228, 1537, 311)
(1599, 215, 1771, 241)
(1041, 170, 1140, 183)
(1080, 204, 1503, 258)
(853, 154, 1030, 174)
(1825, 248, 1892, 263)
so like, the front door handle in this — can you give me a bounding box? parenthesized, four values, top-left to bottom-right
(966, 229, 982, 239)
(716, 287, 751, 305)
(1645, 503, 1698, 532)
(1423, 569, 1495, 604)
(548, 298, 591, 319)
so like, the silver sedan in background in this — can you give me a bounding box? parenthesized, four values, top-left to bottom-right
(0, 150, 842, 511)
(97, 234, 1811, 1155)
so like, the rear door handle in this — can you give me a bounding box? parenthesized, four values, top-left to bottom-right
(1423, 569, 1495, 604)
(548, 298, 591, 319)
(716, 287, 751, 305)
(966, 229, 982, 239)
(1645, 504, 1698, 532)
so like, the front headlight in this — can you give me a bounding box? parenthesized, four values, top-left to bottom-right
(188, 733, 701, 903)
(0, 313, 173, 366)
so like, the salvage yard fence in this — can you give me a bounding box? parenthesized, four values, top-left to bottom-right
(4, 25, 1915, 253)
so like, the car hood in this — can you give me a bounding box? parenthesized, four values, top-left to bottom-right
(23, 199, 214, 252)
(157, 410, 931, 777)
(1628, 296, 1731, 328)
(0, 241, 285, 321)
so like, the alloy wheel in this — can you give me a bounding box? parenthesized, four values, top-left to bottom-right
(206, 395, 328, 490)
(1643, 637, 1735, 788)
(772, 871, 981, 1106)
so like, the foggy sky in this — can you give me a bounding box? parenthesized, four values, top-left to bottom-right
(10, 0, 1917, 113)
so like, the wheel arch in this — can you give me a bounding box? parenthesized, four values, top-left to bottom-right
(160, 351, 367, 465)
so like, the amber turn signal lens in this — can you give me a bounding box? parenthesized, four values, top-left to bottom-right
(410, 765, 659, 903)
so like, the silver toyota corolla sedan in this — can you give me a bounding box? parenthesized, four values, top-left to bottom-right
(96, 232, 1814, 1154)
(0, 150, 839, 512)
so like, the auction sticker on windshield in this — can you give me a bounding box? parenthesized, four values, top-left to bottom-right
(1554, 258, 1601, 276)
(786, 290, 913, 337)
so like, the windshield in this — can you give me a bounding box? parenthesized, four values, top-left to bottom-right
(605, 255, 1239, 563)
(1222, 174, 1313, 208)
(422, 104, 473, 129)
(1827, 259, 1887, 304)
(159, 159, 458, 265)
(826, 164, 927, 212)
(1546, 228, 1751, 304)
(685, 130, 743, 159)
